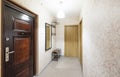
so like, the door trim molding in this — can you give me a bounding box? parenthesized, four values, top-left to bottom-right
(79, 19, 83, 70)
(1, 0, 38, 77)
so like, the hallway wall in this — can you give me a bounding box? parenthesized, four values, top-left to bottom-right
(82, 0, 120, 77)
(7, 0, 55, 75)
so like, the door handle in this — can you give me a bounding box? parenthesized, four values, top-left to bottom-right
(5, 47, 15, 62)
(9, 51, 15, 54)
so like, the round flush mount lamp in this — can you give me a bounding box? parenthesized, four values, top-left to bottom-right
(57, 10, 65, 19)
(57, 0, 65, 19)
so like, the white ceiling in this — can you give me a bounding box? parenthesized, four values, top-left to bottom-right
(40, 0, 82, 24)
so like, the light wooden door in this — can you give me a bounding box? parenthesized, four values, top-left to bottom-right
(65, 26, 78, 57)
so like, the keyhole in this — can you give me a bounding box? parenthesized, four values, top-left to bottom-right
(6, 37, 9, 41)
(22, 33, 25, 35)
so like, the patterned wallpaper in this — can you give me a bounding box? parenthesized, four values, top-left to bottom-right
(82, 0, 120, 77)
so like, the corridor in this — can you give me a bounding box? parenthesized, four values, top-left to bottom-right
(1, 0, 120, 77)
(37, 57, 82, 77)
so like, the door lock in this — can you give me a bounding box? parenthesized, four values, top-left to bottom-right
(5, 47, 15, 62)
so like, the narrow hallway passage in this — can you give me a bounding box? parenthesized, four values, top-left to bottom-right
(1, 0, 120, 77)
(36, 57, 83, 77)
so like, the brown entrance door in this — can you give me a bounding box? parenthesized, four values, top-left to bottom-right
(3, 1, 35, 77)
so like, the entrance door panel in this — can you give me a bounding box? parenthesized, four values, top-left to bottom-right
(3, 1, 34, 77)
(14, 38, 31, 77)
(14, 38, 30, 65)
(14, 19, 31, 31)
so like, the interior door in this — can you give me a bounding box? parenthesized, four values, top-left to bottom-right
(65, 26, 78, 57)
(3, 1, 35, 77)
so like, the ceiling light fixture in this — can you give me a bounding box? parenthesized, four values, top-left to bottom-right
(57, 0, 65, 19)
(57, 10, 65, 19)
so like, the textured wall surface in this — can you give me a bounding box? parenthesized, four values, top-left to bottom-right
(10, 0, 56, 75)
(82, 0, 120, 77)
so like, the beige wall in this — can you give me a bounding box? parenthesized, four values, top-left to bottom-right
(82, 0, 120, 77)
(1, 0, 56, 75)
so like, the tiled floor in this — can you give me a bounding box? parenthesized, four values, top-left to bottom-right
(36, 57, 83, 77)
